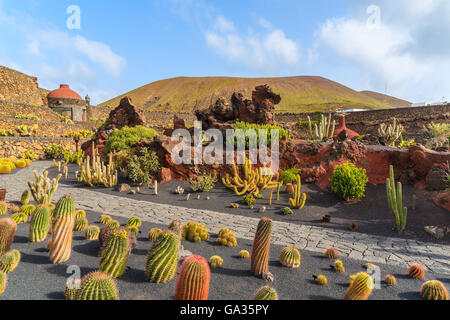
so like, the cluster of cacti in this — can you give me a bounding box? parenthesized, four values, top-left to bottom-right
(239, 250, 250, 259)
(344, 272, 374, 300)
(126, 225, 139, 236)
(64, 278, 81, 300)
(28, 205, 51, 242)
(209, 256, 223, 268)
(307, 113, 336, 140)
(334, 260, 345, 273)
(49, 195, 75, 264)
(378, 118, 404, 146)
(145, 231, 178, 283)
(99, 229, 130, 278)
(77, 144, 118, 188)
(251, 217, 272, 277)
(420, 280, 448, 300)
(216, 228, 237, 247)
(75, 210, 86, 218)
(384, 274, 397, 286)
(0, 249, 21, 273)
(279, 246, 301, 268)
(280, 207, 293, 215)
(27, 170, 61, 204)
(253, 285, 278, 300)
(0, 201, 7, 216)
(20, 190, 30, 205)
(174, 255, 210, 300)
(182, 222, 209, 242)
(76, 271, 119, 300)
(0, 271, 6, 295)
(315, 275, 328, 285)
(289, 174, 307, 209)
(127, 216, 142, 227)
(99, 214, 112, 225)
(74, 217, 88, 231)
(107, 220, 120, 228)
(0, 218, 17, 255)
(386, 165, 407, 232)
(20, 204, 35, 216)
(324, 247, 339, 259)
(11, 212, 27, 224)
(221, 156, 279, 196)
(408, 264, 425, 279)
(148, 228, 163, 241)
(85, 225, 100, 240)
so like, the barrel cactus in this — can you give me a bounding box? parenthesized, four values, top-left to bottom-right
(145, 231, 178, 283)
(49, 195, 75, 264)
(0, 218, 17, 255)
(279, 246, 301, 268)
(99, 226, 136, 256)
(11, 212, 27, 224)
(127, 216, 142, 227)
(209, 256, 223, 268)
(28, 204, 51, 243)
(239, 250, 250, 259)
(251, 217, 272, 277)
(420, 280, 448, 300)
(107, 220, 120, 228)
(76, 271, 119, 300)
(74, 217, 88, 231)
(0, 271, 6, 295)
(384, 274, 397, 286)
(216, 228, 237, 248)
(316, 275, 328, 285)
(99, 229, 130, 278)
(20, 204, 35, 216)
(408, 264, 425, 279)
(64, 278, 81, 300)
(324, 247, 339, 259)
(75, 210, 86, 219)
(0, 201, 7, 216)
(253, 285, 278, 300)
(334, 260, 345, 273)
(85, 225, 100, 240)
(20, 190, 30, 205)
(99, 214, 112, 225)
(174, 255, 210, 300)
(344, 272, 374, 300)
(182, 222, 209, 243)
(0, 249, 21, 273)
(126, 225, 139, 236)
(148, 228, 163, 241)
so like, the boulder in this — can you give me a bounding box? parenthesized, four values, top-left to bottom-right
(433, 191, 450, 212)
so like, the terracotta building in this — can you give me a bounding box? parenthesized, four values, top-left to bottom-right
(47, 84, 88, 121)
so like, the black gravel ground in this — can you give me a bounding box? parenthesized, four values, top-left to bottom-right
(1, 209, 447, 300)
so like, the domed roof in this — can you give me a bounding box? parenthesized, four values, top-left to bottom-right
(47, 84, 82, 100)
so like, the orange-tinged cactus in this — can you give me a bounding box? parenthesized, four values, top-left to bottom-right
(408, 264, 425, 279)
(344, 272, 374, 300)
(251, 217, 272, 277)
(324, 247, 339, 259)
(420, 280, 448, 300)
(174, 255, 210, 300)
(49, 195, 75, 264)
(0, 218, 17, 255)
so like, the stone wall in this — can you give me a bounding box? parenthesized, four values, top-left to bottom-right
(0, 66, 44, 105)
(0, 100, 63, 122)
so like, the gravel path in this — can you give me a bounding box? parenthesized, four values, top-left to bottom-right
(2, 161, 449, 275)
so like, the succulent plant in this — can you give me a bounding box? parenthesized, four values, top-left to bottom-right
(420, 280, 448, 300)
(73, 217, 88, 231)
(384, 274, 397, 286)
(230, 203, 239, 208)
(241, 194, 256, 206)
(334, 260, 345, 273)
(279, 246, 301, 268)
(209, 256, 223, 268)
(0, 271, 6, 295)
(216, 228, 237, 247)
(344, 272, 374, 300)
(251, 217, 272, 277)
(253, 285, 278, 300)
(175, 186, 184, 195)
(85, 225, 100, 240)
(146, 231, 178, 283)
(0, 249, 21, 273)
(76, 271, 119, 300)
(107, 220, 120, 228)
(75, 210, 86, 219)
(11, 212, 27, 224)
(99, 229, 130, 278)
(99, 226, 136, 256)
(0, 218, 17, 255)
(386, 165, 407, 232)
(99, 214, 112, 225)
(239, 250, 250, 259)
(289, 174, 307, 209)
(27, 170, 61, 204)
(28, 204, 51, 243)
(182, 222, 209, 243)
(20, 190, 30, 205)
(324, 247, 339, 259)
(174, 255, 210, 300)
(49, 195, 75, 264)
(127, 216, 142, 227)
(280, 207, 293, 215)
(126, 225, 139, 236)
(315, 275, 328, 285)
(408, 264, 425, 279)
(0, 201, 7, 216)
(148, 228, 163, 241)
(64, 278, 81, 300)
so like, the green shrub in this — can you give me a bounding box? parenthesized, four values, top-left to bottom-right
(64, 150, 84, 164)
(227, 121, 290, 148)
(280, 207, 293, 215)
(21, 149, 36, 161)
(280, 168, 301, 184)
(44, 145, 66, 159)
(190, 174, 217, 192)
(241, 194, 256, 206)
(64, 130, 94, 139)
(15, 114, 41, 121)
(105, 126, 158, 153)
(127, 147, 160, 184)
(0, 129, 14, 136)
(330, 162, 368, 200)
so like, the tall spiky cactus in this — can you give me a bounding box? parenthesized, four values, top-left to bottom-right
(77, 145, 118, 188)
(174, 255, 210, 300)
(289, 174, 307, 209)
(344, 272, 374, 300)
(0, 271, 6, 296)
(146, 231, 178, 283)
(99, 229, 130, 278)
(0, 218, 17, 255)
(76, 271, 119, 300)
(27, 170, 61, 204)
(253, 285, 278, 300)
(251, 217, 272, 277)
(386, 165, 407, 232)
(378, 118, 404, 146)
(28, 204, 51, 243)
(308, 113, 336, 140)
(49, 195, 75, 264)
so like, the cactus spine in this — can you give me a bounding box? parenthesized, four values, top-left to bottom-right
(289, 174, 306, 209)
(174, 255, 210, 300)
(145, 231, 178, 283)
(344, 272, 374, 300)
(420, 280, 448, 300)
(76, 271, 119, 300)
(251, 217, 272, 277)
(20, 190, 30, 205)
(0, 271, 6, 295)
(279, 246, 301, 268)
(49, 195, 75, 264)
(0, 249, 21, 273)
(99, 229, 130, 278)
(386, 165, 407, 232)
(28, 205, 51, 243)
(0, 218, 17, 255)
(253, 285, 278, 300)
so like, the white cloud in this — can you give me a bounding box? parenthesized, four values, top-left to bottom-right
(205, 15, 300, 73)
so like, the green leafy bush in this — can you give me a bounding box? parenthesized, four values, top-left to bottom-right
(105, 126, 158, 153)
(330, 162, 368, 200)
(190, 174, 217, 192)
(64, 150, 84, 164)
(280, 168, 301, 184)
(241, 194, 256, 206)
(127, 147, 160, 184)
(44, 145, 66, 159)
(227, 121, 290, 148)
(280, 207, 293, 215)
(21, 149, 36, 161)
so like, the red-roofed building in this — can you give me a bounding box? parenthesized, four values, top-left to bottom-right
(47, 84, 89, 121)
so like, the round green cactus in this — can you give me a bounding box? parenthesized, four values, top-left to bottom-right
(99, 229, 130, 278)
(107, 220, 120, 228)
(127, 216, 142, 227)
(209, 256, 223, 268)
(420, 280, 448, 300)
(11, 212, 27, 224)
(76, 271, 119, 300)
(85, 225, 100, 240)
(0, 218, 17, 255)
(126, 225, 139, 236)
(253, 285, 278, 300)
(279, 246, 301, 268)
(0, 271, 6, 296)
(148, 228, 163, 241)
(28, 205, 51, 243)
(74, 217, 88, 231)
(0, 249, 21, 273)
(20, 190, 30, 205)
(64, 278, 81, 300)
(344, 272, 374, 300)
(99, 214, 112, 225)
(75, 210, 86, 219)
(280, 207, 293, 215)
(146, 231, 178, 283)
(20, 204, 35, 216)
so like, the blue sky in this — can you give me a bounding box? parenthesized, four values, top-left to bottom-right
(1, 0, 449, 105)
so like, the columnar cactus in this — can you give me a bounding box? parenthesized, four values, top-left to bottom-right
(0, 271, 6, 295)
(0, 201, 7, 216)
(386, 165, 407, 232)
(76, 271, 119, 300)
(145, 231, 178, 283)
(420, 280, 448, 300)
(28, 204, 51, 243)
(279, 246, 301, 268)
(384, 274, 397, 286)
(74, 217, 88, 231)
(20, 190, 30, 205)
(49, 195, 75, 264)
(27, 170, 61, 204)
(64, 278, 81, 300)
(289, 174, 307, 209)
(127, 216, 142, 227)
(85, 225, 100, 240)
(251, 217, 272, 277)
(99, 229, 130, 278)
(408, 264, 425, 279)
(0, 249, 21, 273)
(253, 285, 278, 300)
(344, 272, 374, 300)
(148, 228, 163, 241)
(324, 247, 339, 259)
(0, 218, 17, 255)
(174, 255, 210, 300)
